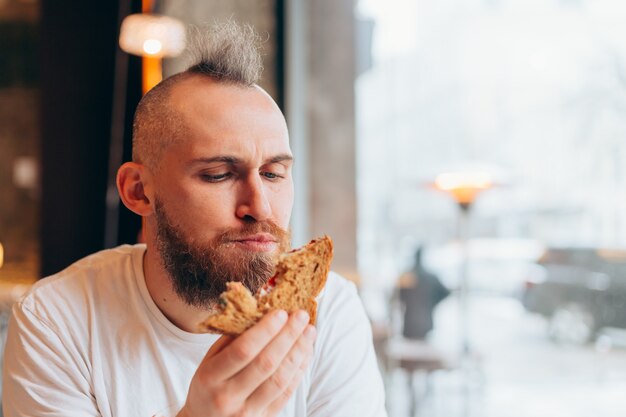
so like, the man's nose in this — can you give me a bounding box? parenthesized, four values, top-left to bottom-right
(235, 174, 272, 221)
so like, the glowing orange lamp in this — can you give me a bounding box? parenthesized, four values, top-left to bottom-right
(118, 5, 186, 93)
(432, 169, 496, 359)
(434, 171, 494, 211)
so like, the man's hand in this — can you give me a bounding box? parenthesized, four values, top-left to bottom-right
(178, 309, 317, 417)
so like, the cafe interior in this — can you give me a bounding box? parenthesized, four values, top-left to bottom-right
(2, 0, 626, 416)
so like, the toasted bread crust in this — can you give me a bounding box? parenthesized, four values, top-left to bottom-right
(199, 236, 333, 335)
(199, 282, 262, 334)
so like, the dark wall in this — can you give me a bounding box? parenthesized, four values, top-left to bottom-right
(40, 0, 141, 276)
(0, 21, 38, 88)
(115, 54, 143, 248)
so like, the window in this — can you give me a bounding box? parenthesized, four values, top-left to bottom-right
(357, 1, 626, 415)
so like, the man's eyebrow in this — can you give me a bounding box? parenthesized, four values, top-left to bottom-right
(189, 156, 242, 165)
(266, 154, 294, 164)
(189, 154, 294, 165)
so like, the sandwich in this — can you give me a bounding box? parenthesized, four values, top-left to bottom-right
(199, 235, 334, 335)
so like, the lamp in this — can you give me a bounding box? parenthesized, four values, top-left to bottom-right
(119, 13, 186, 93)
(119, 14, 186, 58)
(433, 169, 495, 358)
(434, 171, 493, 212)
(430, 167, 503, 414)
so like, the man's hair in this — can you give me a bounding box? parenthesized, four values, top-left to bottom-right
(132, 21, 264, 169)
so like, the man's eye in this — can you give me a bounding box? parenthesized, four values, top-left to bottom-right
(201, 172, 232, 182)
(262, 172, 282, 180)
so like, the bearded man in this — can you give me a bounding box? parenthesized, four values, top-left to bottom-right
(2, 22, 386, 417)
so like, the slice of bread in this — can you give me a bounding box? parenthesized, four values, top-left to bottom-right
(199, 235, 334, 335)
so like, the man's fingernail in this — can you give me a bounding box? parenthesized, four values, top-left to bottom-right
(296, 310, 309, 324)
(304, 325, 317, 341)
(274, 310, 288, 324)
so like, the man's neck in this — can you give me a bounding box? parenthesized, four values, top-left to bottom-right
(142, 247, 211, 333)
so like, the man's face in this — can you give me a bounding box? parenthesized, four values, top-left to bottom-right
(148, 76, 294, 308)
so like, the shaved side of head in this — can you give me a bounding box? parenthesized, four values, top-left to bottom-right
(131, 73, 189, 170)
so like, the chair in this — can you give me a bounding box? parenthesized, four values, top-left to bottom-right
(384, 337, 455, 416)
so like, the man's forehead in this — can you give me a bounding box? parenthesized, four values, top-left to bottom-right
(158, 75, 291, 163)
(179, 134, 293, 163)
(167, 75, 284, 125)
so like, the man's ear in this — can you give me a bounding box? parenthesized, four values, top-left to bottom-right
(116, 162, 153, 216)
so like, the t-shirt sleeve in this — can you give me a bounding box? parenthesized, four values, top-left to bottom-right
(2, 300, 99, 417)
(307, 277, 388, 417)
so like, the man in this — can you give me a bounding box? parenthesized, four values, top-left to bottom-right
(2, 23, 387, 417)
(399, 246, 449, 340)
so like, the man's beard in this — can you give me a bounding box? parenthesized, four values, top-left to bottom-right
(153, 198, 290, 310)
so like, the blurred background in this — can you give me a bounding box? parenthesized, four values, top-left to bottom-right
(2, 0, 626, 415)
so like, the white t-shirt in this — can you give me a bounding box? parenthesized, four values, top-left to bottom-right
(2, 245, 387, 417)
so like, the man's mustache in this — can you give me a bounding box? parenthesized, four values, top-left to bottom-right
(217, 221, 290, 245)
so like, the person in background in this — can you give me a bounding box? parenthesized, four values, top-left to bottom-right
(2, 22, 386, 417)
(398, 246, 450, 340)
